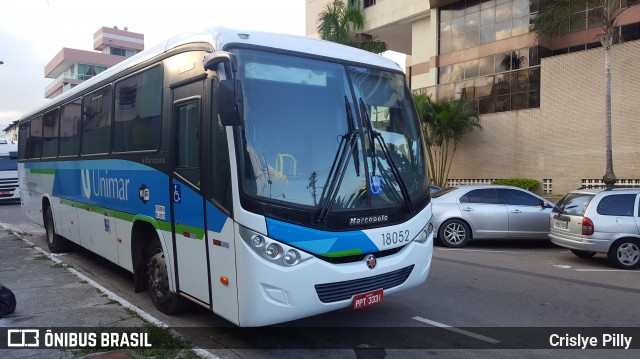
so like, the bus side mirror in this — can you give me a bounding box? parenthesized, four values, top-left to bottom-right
(218, 79, 243, 126)
(204, 51, 243, 126)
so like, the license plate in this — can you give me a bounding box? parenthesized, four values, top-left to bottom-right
(554, 219, 568, 229)
(352, 288, 384, 310)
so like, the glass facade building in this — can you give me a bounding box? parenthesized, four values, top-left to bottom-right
(431, 0, 542, 114)
(429, 0, 640, 114)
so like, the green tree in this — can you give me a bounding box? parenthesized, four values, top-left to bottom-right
(531, 1, 629, 187)
(414, 94, 482, 187)
(316, 0, 387, 53)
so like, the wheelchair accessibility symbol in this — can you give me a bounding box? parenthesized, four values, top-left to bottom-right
(173, 184, 182, 204)
(370, 175, 384, 196)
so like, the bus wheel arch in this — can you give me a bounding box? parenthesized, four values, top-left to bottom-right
(131, 221, 157, 293)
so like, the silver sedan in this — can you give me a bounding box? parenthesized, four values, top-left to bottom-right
(432, 185, 556, 247)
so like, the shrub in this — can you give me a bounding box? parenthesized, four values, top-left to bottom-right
(491, 178, 540, 191)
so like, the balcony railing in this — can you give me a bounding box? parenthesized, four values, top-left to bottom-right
(45, 72, 96, 93)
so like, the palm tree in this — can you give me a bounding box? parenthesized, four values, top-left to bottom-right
(414, 94, 482, 187)
(317, 0, 387, 54)
(531, 1, 628, 187)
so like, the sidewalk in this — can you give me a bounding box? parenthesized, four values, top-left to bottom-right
(0, 226, 145, 358)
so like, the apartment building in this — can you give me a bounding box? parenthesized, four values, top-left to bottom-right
(306, 0, 640, 193)
(44, 26, 144, 99)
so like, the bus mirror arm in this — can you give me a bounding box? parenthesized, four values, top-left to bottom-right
(204, 51, 238, 74)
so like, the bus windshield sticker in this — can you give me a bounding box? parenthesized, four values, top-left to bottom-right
(370, 175, 384, 195)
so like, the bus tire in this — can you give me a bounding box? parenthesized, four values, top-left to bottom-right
(146, 242, 186, 314)
(44, 206, 67, 253)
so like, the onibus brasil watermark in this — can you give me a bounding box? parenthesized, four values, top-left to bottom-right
(6, 328, 151, 349)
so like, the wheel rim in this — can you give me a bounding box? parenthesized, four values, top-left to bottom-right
(617, 242, 640, 266)
(444, 223, 466, 245)
(46, 216, 54, 244)
(149, 255, 168, 299)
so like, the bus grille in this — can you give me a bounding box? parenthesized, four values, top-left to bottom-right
(0, 177, 19, 198)
(314, 265, 414, 303)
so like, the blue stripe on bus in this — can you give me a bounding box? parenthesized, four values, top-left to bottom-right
(25, 159, 229, 234)
(206, 202, 228, 233)
(169, 179, 228, 233)
(265, 218, 378, 256)
(26, 159, 171, 221)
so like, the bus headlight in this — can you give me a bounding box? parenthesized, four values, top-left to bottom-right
(283, 249, 300, 265)
(265, 243, 281, 259)
(414, 229, 428, 243)
(239, 226, 312, 267)
(251, 234, 264, 247)
(414, 216, 434, 243)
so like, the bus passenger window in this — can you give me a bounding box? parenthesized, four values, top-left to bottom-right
(59, 99, 82, 157)
(114, 66, 162, 152)
(82, 86, 112, 155)
(42, 109, 60, 158)
(29, 116, 43, 159)
(18, 123, 29, 160)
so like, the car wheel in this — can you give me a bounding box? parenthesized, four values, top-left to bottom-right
(147, 241, 187, 314)
(607, 238, 640, 269)
(438, 219, 471, 248)
(570, 249, 597, 259)
(44, 206, 67, 253)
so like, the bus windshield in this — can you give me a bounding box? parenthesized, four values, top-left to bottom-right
(0, 153, 18, 171)
(235, 49, 428, 212)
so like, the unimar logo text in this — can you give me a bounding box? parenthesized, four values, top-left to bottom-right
(81, 169, 130, 201)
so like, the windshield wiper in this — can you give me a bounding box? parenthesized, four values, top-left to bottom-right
(359, 98, 414, 213)
(345, 96, 360, 177)
(316, 101, 360, 223)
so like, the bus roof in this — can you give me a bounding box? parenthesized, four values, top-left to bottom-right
(19, 27, 402, 123)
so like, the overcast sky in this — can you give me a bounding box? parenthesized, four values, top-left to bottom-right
(0, 0, 307, 133)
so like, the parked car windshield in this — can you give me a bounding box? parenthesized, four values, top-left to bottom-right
(555, 193, 594, 216)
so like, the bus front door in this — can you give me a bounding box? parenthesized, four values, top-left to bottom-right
(170, 81, 211, 306)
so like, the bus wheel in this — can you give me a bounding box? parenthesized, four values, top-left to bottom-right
(146, 242, 186, 314)
(44, 206, 67, 253)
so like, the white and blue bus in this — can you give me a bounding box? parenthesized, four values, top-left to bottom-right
(18, 28, 433, 326)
